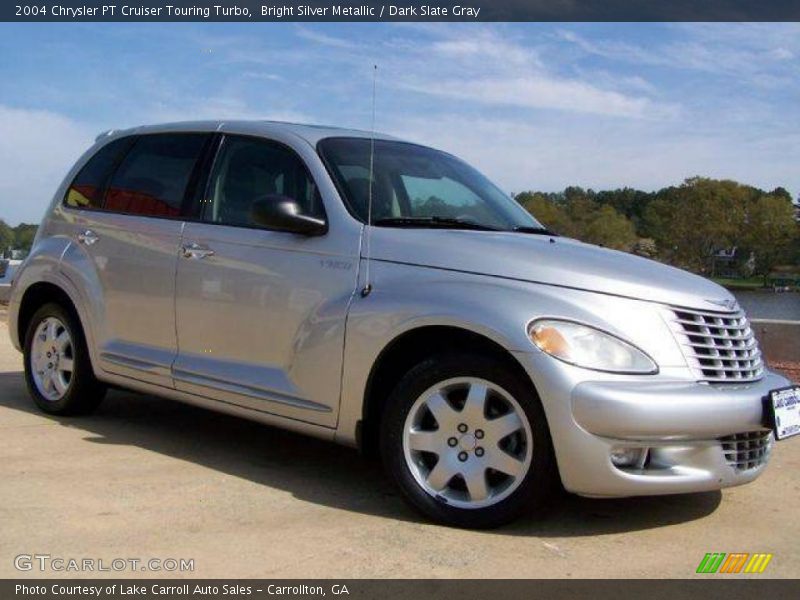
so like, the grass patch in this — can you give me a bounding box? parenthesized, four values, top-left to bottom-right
(711, 277, 767, 290)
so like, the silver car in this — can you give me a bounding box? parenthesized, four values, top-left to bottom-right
(8, 121, 796, 528)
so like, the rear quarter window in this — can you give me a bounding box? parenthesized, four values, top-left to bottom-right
(104, 133, 209, 218)
(64, 136, 134, 210)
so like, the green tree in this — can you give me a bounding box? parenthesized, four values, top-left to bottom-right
(562, 194, 597, 236)
(769, 186, 793, 203)
(741, 194, 798, 285)
(642, 178, 750, 272)
(518, 179, 797, 277)
(595, 187, 655, 229)
(0, 219, 13, 255)
(581, 204, 638, 250)
(517, 190, 637, 250)
(515, 192, 571, 234)
(13, 223, 38, 252)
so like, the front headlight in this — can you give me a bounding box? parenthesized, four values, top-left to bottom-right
(528, 319, 657, 374)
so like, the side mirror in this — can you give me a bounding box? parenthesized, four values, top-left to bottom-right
(250, 195, 327, 236)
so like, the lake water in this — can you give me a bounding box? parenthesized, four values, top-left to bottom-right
(733, 290, 800, 321)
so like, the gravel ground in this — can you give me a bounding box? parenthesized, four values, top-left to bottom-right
(771, 362, 800, 385)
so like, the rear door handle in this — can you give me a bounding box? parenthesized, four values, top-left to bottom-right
(77, 230, 99, 246)
(182, 242, 215, 260)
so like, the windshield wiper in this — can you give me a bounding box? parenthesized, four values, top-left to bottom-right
(513, 225, 558, 236)
(372, 216, 500, 231)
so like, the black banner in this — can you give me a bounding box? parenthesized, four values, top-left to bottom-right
(5, 580, 800, 599)
(4, 0, 800, 22)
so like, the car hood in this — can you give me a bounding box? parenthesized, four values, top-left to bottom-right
(369, 228, 737, 312)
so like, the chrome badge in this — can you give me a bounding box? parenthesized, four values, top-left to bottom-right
(706, 297, 739, 311)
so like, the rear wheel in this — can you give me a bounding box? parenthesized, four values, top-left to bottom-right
(23, 303, 106, 415)
(380, 353, 558, 528)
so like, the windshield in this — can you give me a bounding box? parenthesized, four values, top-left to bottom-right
(318, 137, 544, 231)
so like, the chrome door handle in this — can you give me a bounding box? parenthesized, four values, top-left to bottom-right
(77, 230, 99, 246)
(182, 243, 215, 260)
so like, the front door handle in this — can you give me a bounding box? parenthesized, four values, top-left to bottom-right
(77, 230, 99, 246)
(182, 242, 215, 260)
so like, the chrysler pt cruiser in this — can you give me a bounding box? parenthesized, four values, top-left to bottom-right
(8, 121, 799, 528)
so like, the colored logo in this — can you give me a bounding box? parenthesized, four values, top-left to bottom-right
(696, 553, 773, 574)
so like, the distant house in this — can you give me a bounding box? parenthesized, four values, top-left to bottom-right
(1, 248, 27, 261)
(711, 246, 754, 278)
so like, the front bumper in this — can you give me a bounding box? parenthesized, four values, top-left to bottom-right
(513, 350, 791, 497)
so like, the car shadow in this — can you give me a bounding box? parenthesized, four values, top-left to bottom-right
(0, 370, 721, 535)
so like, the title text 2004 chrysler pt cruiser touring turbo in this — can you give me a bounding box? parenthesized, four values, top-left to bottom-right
(8, 121, 800, 527)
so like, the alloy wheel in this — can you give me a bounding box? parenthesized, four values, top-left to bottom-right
(402, 377, 533, 509)
(30, 317, 75, 401)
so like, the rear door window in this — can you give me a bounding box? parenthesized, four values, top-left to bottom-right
(64, 136, 134, 210)
(105, 133, 209, 218)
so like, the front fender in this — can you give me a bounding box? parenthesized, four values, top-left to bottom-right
(335, 259, 693, 447)
(335, 260, 640, 446)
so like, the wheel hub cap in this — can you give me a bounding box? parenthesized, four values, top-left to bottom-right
(458, 433, 477, 452)
(402, 377, 533, 510)
(30, 316, 74, 402)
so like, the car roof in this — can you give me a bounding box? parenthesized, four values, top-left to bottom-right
(96, 120, 402, 146)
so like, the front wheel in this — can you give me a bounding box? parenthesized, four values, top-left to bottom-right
(23, 303, 106, 415)
(380, 353, 558, 528)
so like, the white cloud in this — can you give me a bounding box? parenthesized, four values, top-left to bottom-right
(295, 26, 358, 49)
(145, 95, 311, 124)
(178, 25, 676, 120)
(398, 75, 673, 119)
(0, 105, 94, 225)
(428, 31, 543, 69)
(556, 24, 800, 87)
(385, 28, 675, 119)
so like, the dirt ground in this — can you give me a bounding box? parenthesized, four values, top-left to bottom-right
(0, 312, 798, 579)
(771, 362, 800, 385)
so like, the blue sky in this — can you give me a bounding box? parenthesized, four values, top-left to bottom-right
(1, 22, 798, 225)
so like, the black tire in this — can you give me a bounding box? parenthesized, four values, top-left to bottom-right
(380, 353, 558, 528)
(23, 302, 106, 415)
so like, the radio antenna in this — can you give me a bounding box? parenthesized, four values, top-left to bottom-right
(361, 64, 377, 298)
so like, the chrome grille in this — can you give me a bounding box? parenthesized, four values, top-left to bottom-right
(720, 431, 772, 471)
(667, 307, 764, 383)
